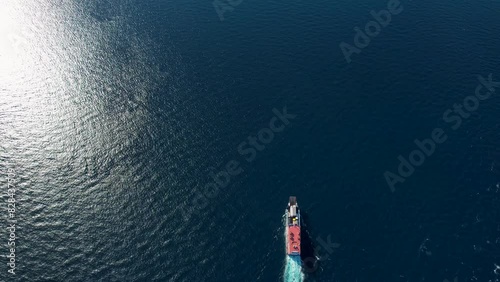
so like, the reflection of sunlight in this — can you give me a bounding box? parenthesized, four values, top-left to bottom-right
(0, 4, 24, 76)
(1, 0, 157, 154)
(0, 1, 58, 138)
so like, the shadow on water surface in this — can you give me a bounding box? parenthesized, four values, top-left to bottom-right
(300, 211, 319, 274)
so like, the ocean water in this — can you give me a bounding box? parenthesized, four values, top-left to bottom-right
(1, 0, 500, 281)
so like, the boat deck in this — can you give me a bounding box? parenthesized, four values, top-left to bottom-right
(287, 225, 301, 255)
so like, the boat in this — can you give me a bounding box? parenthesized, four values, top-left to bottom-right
(285, 196, 301, 256)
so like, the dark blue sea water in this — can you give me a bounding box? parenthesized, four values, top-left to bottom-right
(1, 0, 500, 281)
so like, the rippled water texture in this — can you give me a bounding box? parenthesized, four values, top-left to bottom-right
(1, 0, 500, 281)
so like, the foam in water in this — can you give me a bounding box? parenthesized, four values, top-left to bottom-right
(284, 255, 304, 282)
